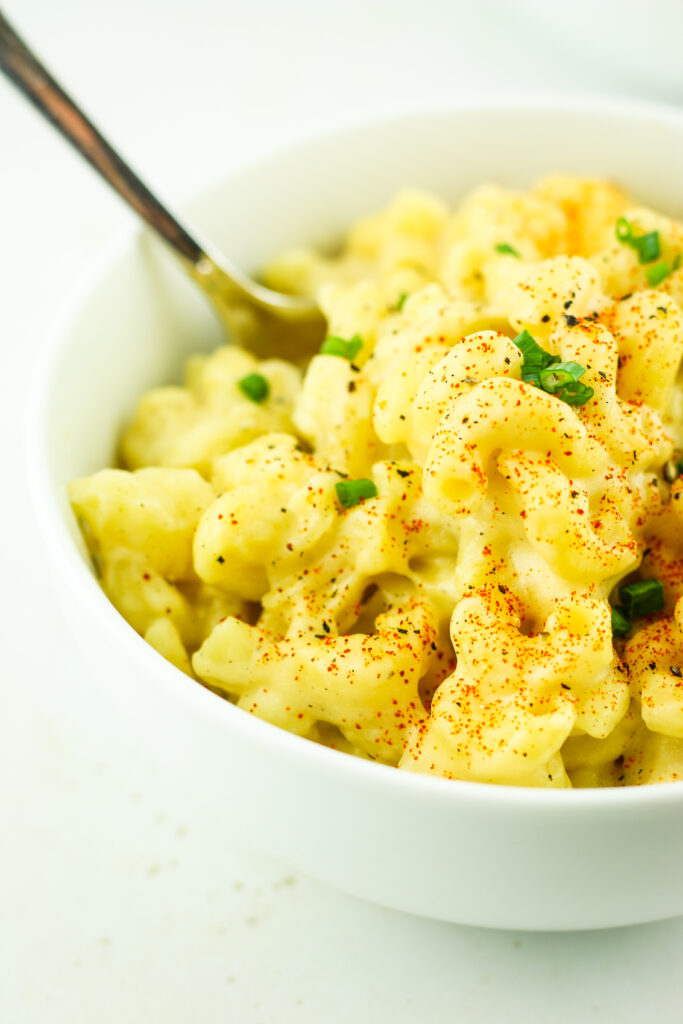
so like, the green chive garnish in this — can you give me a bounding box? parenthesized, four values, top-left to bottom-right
(554, 380, 594, 406)
(513, 330, 557, 385)
(646, 260, 671, 287)
(495, 242, 521, 258)
(615, 217, 661, 264)
(615, 217, 632, 242)
(396, 292, 408, 311)
(321, 334, 363, 361)
(539, 361, 594, 406)
(539, 361, 588, 392)
(619, 578, 665, 618)
(674, 254, 682, 272)
(637, 232, 661, 263)
(513, 331, 593, 406)
(237, 372, 269, 403)
(611, 606, 631, 638)
(335, 478, 377, 508)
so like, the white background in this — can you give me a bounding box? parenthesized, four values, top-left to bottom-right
(3, 1, 683, 1020)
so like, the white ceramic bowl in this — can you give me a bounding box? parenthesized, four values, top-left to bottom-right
(28, 98, 683, 931)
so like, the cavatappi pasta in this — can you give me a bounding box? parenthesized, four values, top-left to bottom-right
(70, 176, 683, 788)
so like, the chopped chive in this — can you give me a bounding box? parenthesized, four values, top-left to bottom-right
(513, 332, 593, 406)
(396, 292, 408, 311)
(637, 232, 661, 263)
(538, 369, 578, 392)
(539, 361, 593, 406)
(555, 380, 594, 407)
(619, 578, 665, 618)
(335, 478, 377, 508)
(513, 330, 557, 376)
(674, 254, 682, 272)
(615, 217, 632, 242)
(237, 372, 269, 403)
(646, 260, 671, 287)
(615, 217, 661, 264)
(539, 361, 587, 392)
(321, 334, 363, 360)
(611, 606, 631, 638)
(495, 242, 521, 258)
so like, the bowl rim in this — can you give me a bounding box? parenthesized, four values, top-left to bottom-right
(27, 93, 683, 810)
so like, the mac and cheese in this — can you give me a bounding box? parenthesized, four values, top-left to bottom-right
(70, 176, 683, 787)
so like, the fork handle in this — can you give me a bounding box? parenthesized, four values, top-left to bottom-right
(0, 10, 205, 265)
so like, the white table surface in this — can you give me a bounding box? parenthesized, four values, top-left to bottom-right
(3, 2, 683, 1021)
